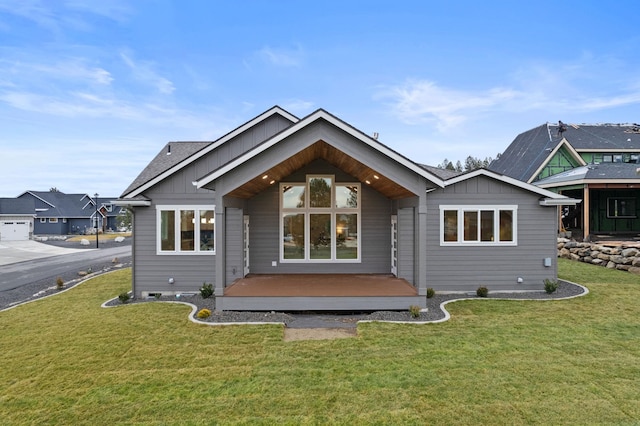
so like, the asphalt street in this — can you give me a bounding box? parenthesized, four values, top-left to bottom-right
(0, 244, 131, 292)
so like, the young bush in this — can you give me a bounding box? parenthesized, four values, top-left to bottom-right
(118, 292, 131, 304)
(476, 286, 489, 297)
(544, 278, 559, 294)
(197, 308, 211, 319)
(56, 277, 65, 290)
(426, 287, 435, 299)
(200, 283, 213, 299)
(409, 305, 421, 318)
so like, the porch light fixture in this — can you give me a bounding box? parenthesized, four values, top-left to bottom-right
(262, 175, 268, 179)
(365, 180, 371, 185)
(269, 180, 275, 185)
(373, 174, 380, 180)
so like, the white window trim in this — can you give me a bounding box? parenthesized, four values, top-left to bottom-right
(439, 205, 518, 246)
(40, 218, 46, 223)
(280, 176, 361, 263)
(156, 205, 216, 255)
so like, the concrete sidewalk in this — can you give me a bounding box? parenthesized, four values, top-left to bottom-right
(0, 240, 92, 266)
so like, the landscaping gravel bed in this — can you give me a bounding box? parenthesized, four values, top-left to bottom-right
(101, 280, 586, 327)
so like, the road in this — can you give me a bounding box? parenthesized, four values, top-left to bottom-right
(0, 245, 131, 292)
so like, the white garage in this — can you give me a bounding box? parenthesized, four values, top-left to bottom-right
(0, 221, 30, 241)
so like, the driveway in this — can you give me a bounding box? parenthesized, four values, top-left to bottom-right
(0, 240, 91, 266)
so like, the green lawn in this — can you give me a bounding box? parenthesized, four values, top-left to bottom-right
(1, 260, 639, 424)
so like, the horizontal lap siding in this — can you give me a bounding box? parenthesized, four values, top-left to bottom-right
(132, 193, 216, 296)
(426, 176, 558, 291)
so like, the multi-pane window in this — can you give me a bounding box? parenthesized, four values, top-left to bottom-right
(441, 205, 517, 245)
(607, 198, 636, 219)
(281, 176, 360, 262)
(157, 206, 215, 254)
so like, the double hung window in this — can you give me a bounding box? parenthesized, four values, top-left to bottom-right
(281, 176, 360, 262)
(440, 205, 517, 246)
(157, 206, 215, 254)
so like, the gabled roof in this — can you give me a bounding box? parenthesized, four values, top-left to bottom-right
(0, 198, 35, 216)
(490, 122, 640, 183)
(535, 163, 640, 188)
(19, 191, 94, 218)
(418, 164, 464, 180)
(193, 108, 446, 190)
(121, 106, 299, 198)
(443, 168, 579, 204)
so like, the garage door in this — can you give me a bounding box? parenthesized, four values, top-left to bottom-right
(0, 221, 30, 241)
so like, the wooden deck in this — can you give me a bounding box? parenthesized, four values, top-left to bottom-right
(217, 274, 424, 311)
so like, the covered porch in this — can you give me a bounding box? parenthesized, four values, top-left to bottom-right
(215, 274, 425, 311)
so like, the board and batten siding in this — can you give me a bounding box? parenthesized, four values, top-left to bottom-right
(246, 159, 393, 275)
(425, 176, 558, 291)
(225, 208, 244, 286)
(397, 207, 415, 284)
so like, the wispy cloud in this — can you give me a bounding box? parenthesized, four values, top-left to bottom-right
(120, 51, 175, 94)
(282, 99, 314, 114)
(258, 45, 304, 67)
(380, 56, 640, 130)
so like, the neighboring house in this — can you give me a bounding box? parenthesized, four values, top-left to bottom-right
(116, 106, 577, 311)
(0, 198, 35, 241)
(490, 122, 640, 240)
(16, 191, 123, 235)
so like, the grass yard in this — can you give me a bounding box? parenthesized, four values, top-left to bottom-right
(1, 260, 639, 424)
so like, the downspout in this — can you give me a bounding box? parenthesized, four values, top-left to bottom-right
(130, 208, 136, 298)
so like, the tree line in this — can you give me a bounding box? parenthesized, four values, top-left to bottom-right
(437, 155, 498, 172)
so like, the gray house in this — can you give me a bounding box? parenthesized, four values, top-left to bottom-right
(117, 107, 577, 311)
(17, 191, 123, 235)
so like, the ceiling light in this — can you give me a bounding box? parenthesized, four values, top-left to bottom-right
(373, 175, 379, 179)
(262, 175, 268, 179)
(365, 180, 371, 185)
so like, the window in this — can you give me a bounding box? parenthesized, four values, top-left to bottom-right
(156, 206, 215, 254)
(607, 198, 636, 219)
(440, 205, 517, 246)
(40, 218, 46, 223)
(281, 176, 360, 262)
(49, 218, 58, 223)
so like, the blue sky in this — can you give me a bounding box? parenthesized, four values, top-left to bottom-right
(1, 1, 639, 198)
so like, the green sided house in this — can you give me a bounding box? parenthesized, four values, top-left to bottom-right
(490, 122, 640, 241)
(116, 107, 578, 311)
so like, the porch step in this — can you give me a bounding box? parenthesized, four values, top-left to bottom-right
(216, 295, 426, 312)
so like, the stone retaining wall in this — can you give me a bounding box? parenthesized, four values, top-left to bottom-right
(557, 239, 640, 275)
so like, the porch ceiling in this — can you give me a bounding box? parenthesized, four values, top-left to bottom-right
(227, 140, 416, 199)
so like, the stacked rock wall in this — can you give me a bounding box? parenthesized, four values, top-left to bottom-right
(557, 239, 640, 275)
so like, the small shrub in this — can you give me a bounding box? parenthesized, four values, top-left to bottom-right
(197, 308, 212, 319)
(118, 292, 131, 304)
(200, 282, 213, 299)
(409, 305, 421, 318)
(56, 277, 64, 289)
(426, 287, 435, 299)
(476, 286, 489, 297)
(544, 278, 559, 294)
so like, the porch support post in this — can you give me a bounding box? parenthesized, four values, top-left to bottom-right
(214, 207, 225, 296)
(583, 185, 590, 240)
(416, 196, 428, 296)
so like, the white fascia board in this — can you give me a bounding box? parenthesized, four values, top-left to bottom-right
(446, 168, 569, 199)
(526, 140, 586, 184)
(536, 178, 640, 189)
(576, 148, 640, 152)
(194, 110, 446, 189)
(539, 198, 581, 206)
(123, 106, 298, 199)
(113, 199, 151, 207)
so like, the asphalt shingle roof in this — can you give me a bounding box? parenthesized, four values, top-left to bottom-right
(490, 123, 640, 182)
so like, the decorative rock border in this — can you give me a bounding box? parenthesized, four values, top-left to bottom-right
(558, 238, 640, 274)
